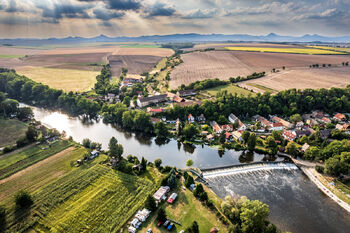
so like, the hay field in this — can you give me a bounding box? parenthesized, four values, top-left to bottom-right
(204, 84, 256, 97)
(239, 67, 350, 93)
(225, 46, 347, 55)
(170, 51, 254, 88)
(17, 66, 99, 92)
(183, 43, 298, 51)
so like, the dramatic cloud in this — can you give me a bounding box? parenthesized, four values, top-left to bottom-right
(0, 0, 349, 37)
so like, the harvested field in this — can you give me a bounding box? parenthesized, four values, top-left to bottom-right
(170, 50, 350, 89)
(111, 47, 173, 56)
(183, 43, 300, 51)
(225, 47, 347, 55)
(239, 67, 350, 93)
(108, 55, 163, 77)
(0, 46, 42, 55)
(17, 66, 99, 92)
(170, 51, 254, 88)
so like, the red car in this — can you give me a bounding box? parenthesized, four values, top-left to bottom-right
(157, 221, 163, 227)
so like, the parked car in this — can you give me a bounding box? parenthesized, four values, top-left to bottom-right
(163, 220, 170, 227)
(146, 228, 153, 233)
(157, 221, 163, 227)
(167, 223, 174, 231)
(179, 230, 184, 233)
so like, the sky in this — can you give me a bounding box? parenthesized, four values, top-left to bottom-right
(0, 0, 349, 38)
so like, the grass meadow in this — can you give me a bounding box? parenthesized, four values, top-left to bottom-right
(204, 84, 256, 97)
(0, 119, 28, 147)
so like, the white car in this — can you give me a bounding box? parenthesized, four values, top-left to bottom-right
(146, 228, 152, 233)
(179, 230, 185, 233)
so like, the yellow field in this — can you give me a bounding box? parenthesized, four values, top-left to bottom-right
(17, 66, 99, 92)
(225, 47, 347, 55)
(308, 46, 350, 53)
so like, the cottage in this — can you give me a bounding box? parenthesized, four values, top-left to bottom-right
(206, 134, 215, 141)
(321, 117, 331, 124)
(232, 131, 243, 142)
(228, 114, 246, 131)
(147, 107, 165, 115)
(333, 113, 346, 122)
(221, 124, 234, 132)
(319, 129, 332, 139)
(177, 89, 196, 97)
(153, 186, 170, 201)
(210, 121, 222, 134)
(295, 129, 311, 138)
(301, 143, 310, 153)
(90, 150, 99, 160)
(197, 114, 206, 122)
(271, 123, 283, 131)
(173, 96, 184, 103)
(188, 114, 195, 123)
(137, 94, 167, 107)
(225, 132, 233, 141)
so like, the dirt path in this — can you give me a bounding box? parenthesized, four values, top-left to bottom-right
(0, 147, 74, 185)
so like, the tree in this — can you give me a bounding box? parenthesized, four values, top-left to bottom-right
(185, 221, 199, 233)
(145, 194, 157, 211)
(289, 114, 302, 123)
(325, 156, 347, 176)
(154, 158, 162, 168)
(242, 131, 250, 144)
(186, 159, 194, 168)
(217, 115, 228, 125)
(266, 136, 277, 154)
(157, 207, 167, 222)
(82, 138, 92, 148)
(26, 125, 38, 141)
(17, 107, 33, 120)
(140, 157, 147, 171)
(240, 199, 270, 233)
(109, 137, 123, 159)
(272, 130, 283, 141)
(182, 123, 199, 140)
(247, 133, 256, 151)
(185, 174, 194, 188)
(15, 190, 33, 208)
(286, 141, 299, 157)
(154, 121, 169, 139)
(123, 96, 131, 107)
(303, 146, 320, 160)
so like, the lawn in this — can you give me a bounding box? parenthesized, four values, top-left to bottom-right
(0, 119, 28, 147)
(17, 67, 100, 92)
(225, 47, 347, 55)
(0, 54, 24, 59)
(4, 164, 157, 233)
(0, 140, 72, 179)
(140, 180, 229, 232)
(247, 83, 277, 93)
(204, 84, 256, 97)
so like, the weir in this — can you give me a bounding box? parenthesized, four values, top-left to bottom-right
(201, 161, 298, 179)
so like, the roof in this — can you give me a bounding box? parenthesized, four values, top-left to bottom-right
(210, 228, 219, 233)
(178, 89, 196, 95)
(151, 117, 162, 123)
(166, 92, 176, 98)
(213, 124, 222, 132)
(283, 130, 296, 140)
(188, 114, 194, 119)
(272, 122, 283, 127)
(224, 132, 231, 139)
(173, 96, 184, 103)
(153, 186, 170, 200)
(228, 113, 238, 121)
(334, 113, 346, 120)
(139, 94, 167, 103)
(148, 108, 163, 113)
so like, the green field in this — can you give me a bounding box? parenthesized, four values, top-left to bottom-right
(204, 84, 256, 97)
(4, 164, 157, 233)
(0, 119, 28, 147)
(0, 140, 72, 179)
(0, 54, 24, 59)
(247, 83, 277, 93)
(121, 44, 161, 48)
(225, 46, 347, 55)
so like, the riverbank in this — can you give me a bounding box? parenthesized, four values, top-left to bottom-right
(302, 167, 350, 213)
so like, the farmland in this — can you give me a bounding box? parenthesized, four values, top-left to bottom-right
(17, 67, 100, 92)
(0, 140, 72, 179)
(239, 66, 350, 93)
(0, 119, 27, 147)
(203, 84, 256, 97)
(225, 46, 347, 55)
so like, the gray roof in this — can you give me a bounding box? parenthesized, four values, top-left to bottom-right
(139, 94, 167, 103)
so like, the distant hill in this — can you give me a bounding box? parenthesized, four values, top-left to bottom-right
(1, 33, 350, 46)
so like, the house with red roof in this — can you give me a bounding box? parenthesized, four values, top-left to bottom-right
(333, 113, 346, 122)
(282, 130, 296, 141)
(188, 114, 195, 123)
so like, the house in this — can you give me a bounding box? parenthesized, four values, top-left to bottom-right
(321, 117, 331, 124)
(210, 228, 219, 233)
(271, 123, 283, 131)
(153, 186, 170, 201)
(201, 131, 208, 136)
(301, 143, 310, 153)
(282, 130, 296, 141)
(167, 193, 178, 204)
(173, 96, 184, 103)
(90, 150, 99, 160)
(166, 92, 176, 100)
(151, 117, 162, 124)
(188, 114, 195, 123)
(295, 129, 312, 138)
(221, 124, 234, 132)
(197, 114, 206, 122)
(319, 129, 332, 139)
(336, 124, 343, 130)
(333, 113, 346, 122)
(177, 89, 196, 97)
(272, 116, 294, 129)
(296, 121, 304, 128)
(225, 132, 233, 141)
(206, 134, 215, 141)
(137, 94, 167, 107)
(210, 121, 222, 134)
(147, 107, 165, 115)
(228, 114, 246, 131)
(232, 131, 243, 142)
(306, 118, 319, 126)
(257, 116, 272, 128)
(311, 111, 324, 119)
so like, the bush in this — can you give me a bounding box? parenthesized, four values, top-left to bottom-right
(0, 205, 6, 225)
(157, 207, 167, 222)
(16, 136, 29, 148)
(316, 165, 324, 173)
(15, 190, 33, 208)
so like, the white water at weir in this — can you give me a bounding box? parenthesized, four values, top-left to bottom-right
(202, 162, 299, 179)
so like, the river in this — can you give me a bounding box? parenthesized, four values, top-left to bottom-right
(26, 105, 350, 233)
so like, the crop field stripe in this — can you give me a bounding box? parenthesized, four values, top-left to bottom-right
(225, 47, 347, 55)
(0, 140, 72, 179)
